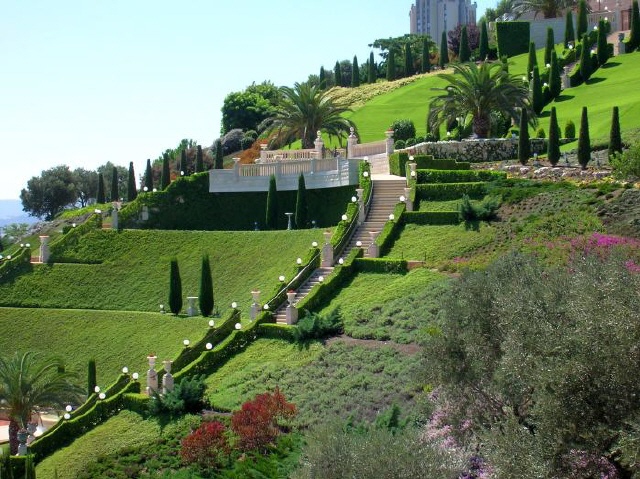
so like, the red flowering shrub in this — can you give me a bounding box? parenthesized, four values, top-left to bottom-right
(231, 387, 296, 452)
(180, 420, 230, 469)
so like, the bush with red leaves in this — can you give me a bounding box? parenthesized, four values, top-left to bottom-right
(180, 420, 230, 469)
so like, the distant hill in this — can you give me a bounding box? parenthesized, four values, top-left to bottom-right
(0, 199, 37, 228)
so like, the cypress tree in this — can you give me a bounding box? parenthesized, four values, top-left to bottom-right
(195, 145, 204, 173)
(527, 41, 538, 78)
(596, 19, 608, 66)
(386, 48, 396, 80)
(319, 66, 326, 89)
(295, 173, 307, 229)
(161, 152, 171, 189)
(565, 11, 575, 47)
(479, 20, 489, 61)
(548, 107, 561, 166)
(110, 166, 119, 202)
(630, 0, 640, 51)
(609, 106, 622, 158)
(179, 149, 188, 176)
(544, 27, 555, 67)
(577, 106, 591, 169)
(214, 139, 223, 169)
(459, 25, 470, 62)
(577, 0, 588, 40)
(531, 65, 544, 115)
(199, 254, 214, 317)
(422, 37, 431, 73)
(439, 31, 449, 68)
(549, 50, 562, 99)
(352, 55, 360, 87)
(127, 161, 137, 201)
(265, 174, 278, 230)
(97, 172, 105, 203)
(518, 108, 531, 165)
(144, 158, 153, 191)
(334, 60, 342, 87)
(579, 34, 591, 82)
(87, 358, 97, 396)
(169, 258, 182, 315)
(404, 43, 414, 76)
(368, 51, 376, 83)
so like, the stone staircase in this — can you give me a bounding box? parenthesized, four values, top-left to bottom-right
(275, 266, 334, 324)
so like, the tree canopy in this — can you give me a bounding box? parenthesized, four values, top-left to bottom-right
(20, 165, 78, 220)
(220, 81, 280, 135)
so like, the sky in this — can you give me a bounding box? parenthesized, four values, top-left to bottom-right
(1, 0, 491, 201)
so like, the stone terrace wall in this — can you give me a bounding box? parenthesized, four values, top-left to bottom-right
(408, 138, 547, 162)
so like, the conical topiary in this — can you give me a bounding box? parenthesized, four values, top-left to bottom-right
(169, 258, 182, 315)
(199, 254, 214, 317)
(548, 107, 561, 166)
(518, 109, 531, 165)
(577, 106, 591, 170)
(609, 106, 622, 158)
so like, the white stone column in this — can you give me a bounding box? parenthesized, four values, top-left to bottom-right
(404, 187, 413, 212)
(385, 130, 395, 157)
(250, 290, 261, 320)
(347, 127, 358, 159)
(368, 231, 380, 258)
(162, 360, 174, 394)
(356, 187, 365, 225)
(233, 158, 241, 182)
(314, 130, 324, 159)
(260, 144, 268, 162)
(321, 230, 334, 267)
(111, 208, 119, 230)
(146, 355, 158, 395)
(562, 66, 571, 89)
(286, 291, 298, 325)
(186, 296, 198, 317)
(141, 206, 149, 221)
(39, 235, 50, 263)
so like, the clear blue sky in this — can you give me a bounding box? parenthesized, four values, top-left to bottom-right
(1, 0, 491, 201)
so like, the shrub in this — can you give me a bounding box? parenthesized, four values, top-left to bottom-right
(199, 254, 214, 317)
(403, 211, 460, 225)
(414, 136, 424, 144)
(221, 128, 244, 154)
(609, 106, 622, 158)
(610, 144, 640, 179)
(149, 375, 209, 417)
(169, 258, 182, 315)
(417, 169, 506, 183)
(354, 258, 409, 273)
(244, 130, 258, 140)
(293, 309, 343, 341)
(391, 119, 416, 141)
(564, 120, 576, 139)
(577, 106, 591, 170)
(240, 136, 254, 150)
(87, 359, 97, 397)
(548, 107, 561, 166)
(394, 139, 406, 150)
(180, 420, 230, 470)
(405, 138, 416, 147)
(265, 175, 278, 230)
(518, 109, 530, 165)
(416, 183, 487, 201)
(458, 194, 501, 222)
(496, 21, 530, 57)
(535, 127, 546, 139)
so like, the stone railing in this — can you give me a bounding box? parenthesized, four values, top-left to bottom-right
(408, 138, 546, 163)
(261, 148, 318, 161)
(347, 128, 395, 159)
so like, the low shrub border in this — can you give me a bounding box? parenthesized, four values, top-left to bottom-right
(0, 247, 32, 282)
(417, 169, 506, 184)
(415, 182, 487, 201)
(403, 211, 460, 225)
(354, 258, 408, 274)
(376, 203, 407, 257)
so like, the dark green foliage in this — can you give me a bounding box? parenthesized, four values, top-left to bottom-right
(20, 165, 78, 220)
(390, 119, 416, 141)
(527, 41, 538, 77)
(144, 158, 153, 192)
(404, 43, 413, 76)
(199, 254, 214, 317)
(577, 0, 588, 39)
(531, 65, 543, 115)
(195, 145, 204, 173)
(148, 375, 209, 417)
(417, 169, 506, 183)
(415, 182, 487, 201)
(630, 0, 640, 51)
(353, 258, 409, 273)
(548, 107, 561, 166)
(161, 153, 171, 190)
(403, 211, 460, 225)
(609, 106, 622, 158)
(87, 358, 97, 397)
(578, 106, 591, 169)
(610, 142, 640, 179)
(368, 51, 376, 83)
(127, 161, 137, 202)
(220, 82, 279, 135)
(597, 19, 609, 66)
(319, 66, 326, 89)
(334, 60, 342, 87)
(96, 172, 105, 204)
(458, 193, 501, 221)
(394, 139, 405, 149)
(439, 31, 448, 68)
(265, 175, 278, 230)
(479, 20, 489, 60)
(549, 50, 561, 98)
(544, 28, 554, 67)
(293, 310, 343, 341)
(179, 149, 188, 176)
(351, 55, 360, 87)
(536, 126, 546, 138)
(518, 108, 531, 165)
(459, 26, 470, 62)
(496, 21, 530, 57)
(169, 258, 182, 315)
(214, 139, 223, 170)
(421, 37, 431, 73)
(386, 48, 396, 80)
(579, 34, 591, 82)
(565, 11, 575, 47)
(295, 173, 308, 229)
(110, 166, 119, 202)
(565, 119, 576, 139)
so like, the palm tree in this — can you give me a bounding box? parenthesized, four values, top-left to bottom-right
(261, 82, 357, 150)
(428, 61, 534, 139)
(513, 0, 580, 18)
(0, 351, 83, 454)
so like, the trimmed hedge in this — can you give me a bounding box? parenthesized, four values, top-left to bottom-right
(256, 323, 296, 341)
(415, 182, 487, 201)
(0, 247, 32, 281)
(496, 21, 530, 57)
(49, 214, 103, 263)
(403, 211, 461, 225)
(354, 258, 408, 274)
(376, 203, 407, 257)
(417, 169, 506, 183)
(389, 152, 411, 176)
(413, 155, 470, 170)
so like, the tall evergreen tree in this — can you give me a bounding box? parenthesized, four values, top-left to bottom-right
(265, 174, 278, 230)
(97, 172, 105, 203)
(368, 51, 376, 83)
(597, 18, 608, 66)
(479, 20, 489, 61)
(169, 258, 182, 315)
(630, 0, 640, 51)
(548, 107, 561, 166)
(527, 41, 538, 77)
(544, 27, 555, 67)
(319, 66, 326, 89)
(179, 149, 188, 176)
(422, 37, 431, 73)
(127, 161, 137, 202)
(144, 158, 153, 191)
(110, 166, 119, 201)
(195, 145, 204, 173)
(549, 50, 562, 99)
(199, 254, 214, 317)
(352, 55, 360, 87)
(439, 31, 449, 68)
(577, 106, 591, 169)
(518, 108, 531, 165)
(609, 106, 622, 158)
(214, 140, 223, 170)
(334, 60, 342, 87)
(459, 26, 471, 62)
(531, 66, 544, 115)
(295, 173, 307, 229)
(565, 11, 575, 47)
(579, 34, 592, 82)
(387, 48, 396, 80)
(577, 0, 588, 40)
(87, 359, 97, 397)
(161, 152, 171, 189)
(404, 43, 414, 76)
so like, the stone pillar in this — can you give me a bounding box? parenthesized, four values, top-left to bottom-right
(404, 187, 413, 212)
(186, 296, 198, 317)
(314, 130, 324, 159)
(286, 291, 298, 324)
(111, 208, 119, 230)
(356, 188, 365, 225)
(233, 158, 241, 182)
(347, 127, 358, 159)
(141, 206, 149, 221)
(321, 231, 334, 267)
(385, 130, 395, 157)
(618, 32, 625, 55)
(250, 290, 261, 320)
(562, 66, 571, 89)
(146, 355, 158, 395)
(275, 161, 282, 181)
(260, 144, 268, 162)
(17, 429, 28, 456)
(368, 231, 380, 258)
(310, 157, 317, 173)
(162, 360, 174, 394)
(39, 236, 50, 263)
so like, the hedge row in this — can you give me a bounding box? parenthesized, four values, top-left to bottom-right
(256, 323, 297, 341)
(417, 169, 506, 184)
(354, 258, 408, 274)
(412, 155, 470, 171)
(48, 214, 103, 263)
(376, 203, 407, 257)
(331, 164, 372, 256)
(403, 211, 461, 225)
(0, 247, 32, 281)
(496, 21, 530, 57)
(415, 182, 487, 201)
